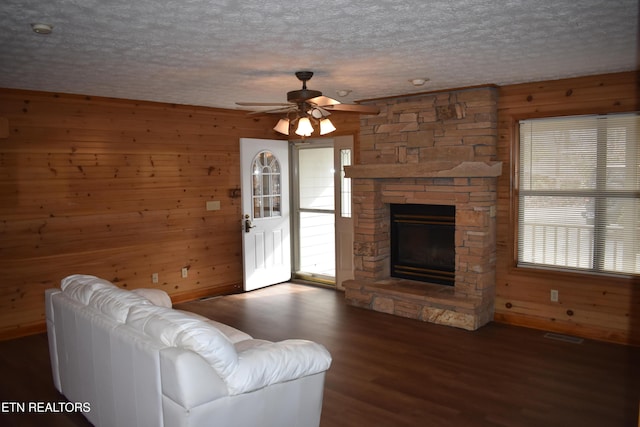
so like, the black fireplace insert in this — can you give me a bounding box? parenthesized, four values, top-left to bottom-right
(390, 204, 455, 286)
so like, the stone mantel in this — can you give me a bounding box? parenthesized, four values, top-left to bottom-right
(344, 161, 502, 179)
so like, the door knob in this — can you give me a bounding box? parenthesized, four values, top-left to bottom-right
(244, 216, 256, 233)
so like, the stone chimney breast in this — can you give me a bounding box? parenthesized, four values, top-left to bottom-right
(343, 86, 501, 331)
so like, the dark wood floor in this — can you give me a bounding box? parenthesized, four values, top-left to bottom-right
(1, 283, 638, 427)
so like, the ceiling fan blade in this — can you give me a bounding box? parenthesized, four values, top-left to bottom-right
(236, 102, 293, 107)
(236, 72, 379, 119)
(322, 103, 380, 114)
(247, 106, 297, 115)
(307, 95, 341, 107)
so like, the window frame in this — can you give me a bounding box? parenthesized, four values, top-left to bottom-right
(513, 112, 639, 278)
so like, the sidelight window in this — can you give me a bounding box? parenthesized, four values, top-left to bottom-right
(339, 148, 352, 218)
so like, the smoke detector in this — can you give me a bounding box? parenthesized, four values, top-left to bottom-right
(31, 23, 53, 35)
(409, 78, 429, 87)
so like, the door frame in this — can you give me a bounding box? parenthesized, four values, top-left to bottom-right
(290, 138, 335, 285)
(333, 135, 355, 290)
(290, 135, 355, 287)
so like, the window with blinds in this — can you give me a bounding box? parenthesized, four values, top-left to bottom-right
(518, 113, 639, 275)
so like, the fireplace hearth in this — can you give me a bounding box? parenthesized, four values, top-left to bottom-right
(390, 204, 455, 286)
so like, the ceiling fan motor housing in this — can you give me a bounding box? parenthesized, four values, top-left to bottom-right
(287, 70, 322, 103)
(287, 88, 322, 103)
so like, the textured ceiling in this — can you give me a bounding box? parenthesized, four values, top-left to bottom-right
(0, 0, 637, 111)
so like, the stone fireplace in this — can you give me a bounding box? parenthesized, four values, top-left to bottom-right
(343, 86, 501, 331)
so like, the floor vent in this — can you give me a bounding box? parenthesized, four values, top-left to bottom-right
(543, 332, 584, 344)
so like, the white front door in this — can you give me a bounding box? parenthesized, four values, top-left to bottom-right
(240, 138, 291, 291)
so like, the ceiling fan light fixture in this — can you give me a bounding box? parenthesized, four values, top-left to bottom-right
(294, 117, 314, 137)
(273, 118, 290, 135)
(319, 118, 336, 135)
(238, 71, 380, 138)
(309, 108, 324, 119)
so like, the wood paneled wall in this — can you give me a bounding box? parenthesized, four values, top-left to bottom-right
(1, 72, 636, 345)
(0, 89, 286, 339)
(495, 71, 640, 346)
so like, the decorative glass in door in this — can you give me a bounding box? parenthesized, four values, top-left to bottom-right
(252, 151, 281, 218)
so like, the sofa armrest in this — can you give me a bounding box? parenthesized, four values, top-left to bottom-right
(226, 339, 332, 395)
(45, 289, 62, 392)
(159, 347, 229, 409)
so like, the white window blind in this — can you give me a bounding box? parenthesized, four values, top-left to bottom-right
(518, 113, 639, 275)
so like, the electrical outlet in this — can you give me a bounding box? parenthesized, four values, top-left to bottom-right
(181, 267, 188, 278)
(152, 273, 159, 284)
(550, 289, 559, 302)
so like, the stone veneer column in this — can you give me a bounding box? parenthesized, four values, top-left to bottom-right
(352, 178, 389, 281)
(345, 86, 499, 331)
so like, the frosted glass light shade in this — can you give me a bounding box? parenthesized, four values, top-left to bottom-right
(319, 118, 336, 135)
(273, 118, 290, 135)
(295, 117, 314, 137)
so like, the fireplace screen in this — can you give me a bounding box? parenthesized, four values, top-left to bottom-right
(390, 204, 455, 286)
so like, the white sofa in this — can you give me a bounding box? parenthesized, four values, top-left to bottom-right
(45, 274, 332, 427)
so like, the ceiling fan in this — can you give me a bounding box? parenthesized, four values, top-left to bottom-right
(236, 71, 380, 137)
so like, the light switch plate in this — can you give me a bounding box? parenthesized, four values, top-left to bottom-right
(206, 200, 221, 211)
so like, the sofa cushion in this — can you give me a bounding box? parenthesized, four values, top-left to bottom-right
(131, 288, 172, 308)
(127, 304, 331, 395)
(201, 318, 252, 344)
(61, 274, 115, 305)
(61, 274, 153, 323)
(88, 286, 152, 323)
(126, 305, 239, 379)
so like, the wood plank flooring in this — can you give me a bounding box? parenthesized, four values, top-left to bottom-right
(1, 283, 638, 426)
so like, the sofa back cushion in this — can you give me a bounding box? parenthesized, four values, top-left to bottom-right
(131, 288, 172, 308)
(61, 274, 114, 304)
(88, 287, 153, 323)
(61, 274, 153, 323)
(126, 305, 239, 379)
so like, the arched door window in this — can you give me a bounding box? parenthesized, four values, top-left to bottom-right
(252, 150, 281, 218)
